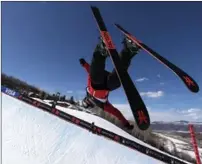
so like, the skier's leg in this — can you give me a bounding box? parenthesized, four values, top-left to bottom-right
(104, 102, 133, 129)
(90, 51, 106, 85)
(119, 37, 141, 70)
(106, 48, 132, 91)
(106, 69, 121, 91)
(104, 102, 129, 125)
(90, 39, 109, 87)
(107, 37, 141, 91)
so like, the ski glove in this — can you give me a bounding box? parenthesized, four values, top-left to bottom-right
(79, 58, 86, 66)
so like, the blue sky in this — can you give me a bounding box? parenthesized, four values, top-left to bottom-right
(2, 2, 202, 121)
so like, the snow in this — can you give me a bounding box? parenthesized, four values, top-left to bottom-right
(2, 93, 163, 164)
(43, 99, 54, 103)
(55, 105, 191, 163)
(156, 133, 202, 162)
(31, 98, 52, 106)
(157, 134, 186, 145)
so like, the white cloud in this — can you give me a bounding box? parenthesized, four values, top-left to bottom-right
(135, 77, 149, 82)
(159, 108, 202, 122)
(112, 104, 202, 122)
(187, 108, 200, 113)
(66, 90, 86, 95)
(157, 74, 161, 78)
(177, 108, 202, 120)
(160, 82, 165, 85)
(140, 91, 164, 98)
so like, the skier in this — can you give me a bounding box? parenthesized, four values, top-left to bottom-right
(79, 37, 141, 130)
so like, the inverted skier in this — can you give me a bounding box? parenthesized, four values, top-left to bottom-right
(79, 37, 141, 130)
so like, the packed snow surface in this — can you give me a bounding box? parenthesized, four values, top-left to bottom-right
(156, 133, 202, 162)
(2, 93, 163, 164)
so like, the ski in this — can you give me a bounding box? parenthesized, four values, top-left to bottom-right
(91, 6, 150, 131)
(114, 23, 199, 93)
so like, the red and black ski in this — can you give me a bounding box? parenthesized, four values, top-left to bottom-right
(115, 23, 199, 93)
(91, 6, 150, 131)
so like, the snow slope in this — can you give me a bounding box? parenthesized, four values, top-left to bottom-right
(54, 105, 192, 163)
(2, 93, 164, 164)
(156, 133, 202, 162)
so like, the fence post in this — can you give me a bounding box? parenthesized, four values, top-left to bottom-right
(189, 124, 201, 164)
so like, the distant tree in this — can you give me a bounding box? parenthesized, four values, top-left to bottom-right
(39, 91, 45, 100)
(70, 96, 74, 101)
(63, 95, 66, 101)
(56, 92, 60, 97)
(69, 96, 75, 104)
(60, 95, 66, 101)
(55, 92, 60, 101)
(52, 94, 56, 101)
(43, 93, 49, 100)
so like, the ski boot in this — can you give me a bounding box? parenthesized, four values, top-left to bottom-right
(94, 37, 109, 57)
(122, 37, 141, 57)
(82, 96, 95, 109)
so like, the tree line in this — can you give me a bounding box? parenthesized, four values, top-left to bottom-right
(1, 73, 75, 104)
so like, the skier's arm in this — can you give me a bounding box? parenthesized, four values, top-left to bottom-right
(79, 58, 90, 73)
(83, 63, 90, 73)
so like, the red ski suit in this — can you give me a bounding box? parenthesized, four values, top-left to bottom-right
(82, 62, 129, 125)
